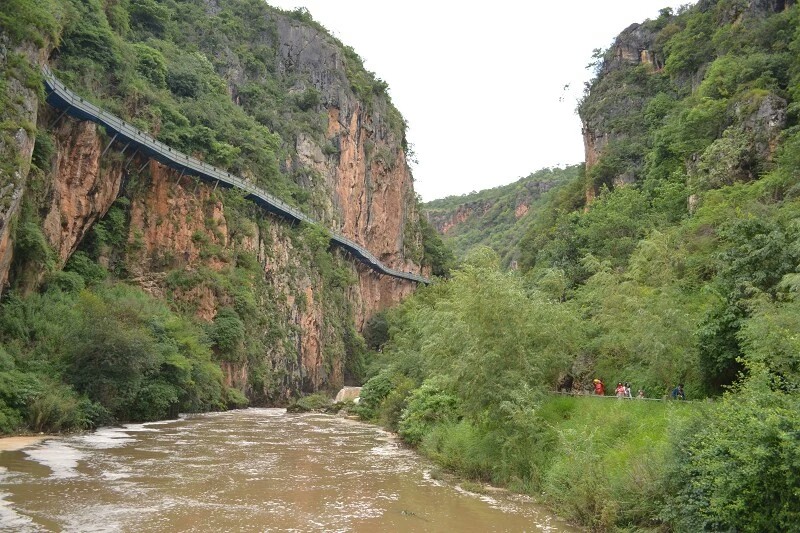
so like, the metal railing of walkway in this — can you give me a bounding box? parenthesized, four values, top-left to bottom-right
(41, 66, 430, 285)
(549, 391, 702, 403)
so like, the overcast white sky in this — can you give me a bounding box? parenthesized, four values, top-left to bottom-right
(267, 1, 690, 201)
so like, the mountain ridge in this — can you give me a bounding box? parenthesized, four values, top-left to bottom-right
(422, 165, 580, 266)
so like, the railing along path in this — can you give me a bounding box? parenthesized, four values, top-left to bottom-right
(41, 66, 429, 285)
(549, 390, 702, 403)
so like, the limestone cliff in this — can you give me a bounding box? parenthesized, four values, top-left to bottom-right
(0, 38, 50, 289)
(43, 120, 124, 266)
(580, 21, 662, 203)
(580, 0, 792, 204)
(218, 10, 425, 325)
(1, 2, 426, 401)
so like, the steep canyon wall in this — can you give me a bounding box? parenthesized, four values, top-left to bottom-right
(0, 4, 424, 401)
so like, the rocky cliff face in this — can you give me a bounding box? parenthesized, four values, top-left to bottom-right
(0, 39, 49, 290)
(2, 5, 425, 401)
(43, 120, 124, 266)
(233, 13, 424, 324)
(580, 22, 661, 204)
(600, 23, 663, 75)
(580, 0, 790, 204)
(427, 201, 492, 236)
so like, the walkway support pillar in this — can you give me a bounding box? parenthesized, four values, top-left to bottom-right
(125, 148, 140, 168)
(48, 106, 71, 128)
(100, 133, 118, 158)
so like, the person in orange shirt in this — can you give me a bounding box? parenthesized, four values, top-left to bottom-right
(593, 379, 605, 395)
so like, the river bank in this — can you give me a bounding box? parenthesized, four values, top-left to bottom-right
(0, 435, 51, 452)
(358, 391, 701, 531)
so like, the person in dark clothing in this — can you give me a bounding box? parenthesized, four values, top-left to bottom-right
(558, 374, 574, 393)
(671, 384, 686, 400)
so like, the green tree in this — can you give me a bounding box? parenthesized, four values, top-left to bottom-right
(210, 307, 246, 362)
(65, 292, 160, 417)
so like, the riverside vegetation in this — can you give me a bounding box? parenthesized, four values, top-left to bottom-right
(359, 1, 800, 531)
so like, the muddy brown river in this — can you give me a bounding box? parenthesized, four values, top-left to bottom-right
(0, 409, 578, 532)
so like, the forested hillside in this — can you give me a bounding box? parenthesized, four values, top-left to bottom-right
(360, 1, 800, 530)
(422, 165, 579, 267)
(0, 0, 447, 434)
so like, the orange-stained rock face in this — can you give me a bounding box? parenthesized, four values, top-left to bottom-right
(297, 285, 325, 391)
(327, 105, 411, 264)
(120, 160, 400, 395)
(351, 268, 416, 331)
(127, 162, 229, 279)
(42, 120, 124, 266)
(24, 98, 420, 400)
(582, 123, 600, 207)
(426, 201, 492, 236)
(220, 361, 248, 389)
(294, 104, 423, 328)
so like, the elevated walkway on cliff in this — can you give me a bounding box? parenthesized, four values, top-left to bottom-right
(41, 66, 429, 285)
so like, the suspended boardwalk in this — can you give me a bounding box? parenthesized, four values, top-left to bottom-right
(41, 66, 429, 285)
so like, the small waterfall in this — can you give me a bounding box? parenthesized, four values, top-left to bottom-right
(335, 386, 361, 403)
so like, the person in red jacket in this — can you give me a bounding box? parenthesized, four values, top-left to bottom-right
(593, 378, 605, 396)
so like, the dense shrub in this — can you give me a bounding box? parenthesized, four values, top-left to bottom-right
(398, 377, 460, 445)
(664, 369, 800, 532)
(210, 307, 246, 362)
(0, 281, 236, 431)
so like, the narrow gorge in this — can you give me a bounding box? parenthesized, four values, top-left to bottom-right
(0, 0, 445, 424)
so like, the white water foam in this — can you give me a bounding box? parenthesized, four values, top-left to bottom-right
(75, 427, 136, 450)
(0, 491, 38, 532)
(100, 470, 132, 481)
(0, 467, 39, 532)
(120, 423, 160, 432)
(23, 441, 86, 479)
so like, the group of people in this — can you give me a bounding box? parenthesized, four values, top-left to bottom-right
(592, 379, 644, 399)
(615, 381, 642, 399)
(590, 379, 686, 400)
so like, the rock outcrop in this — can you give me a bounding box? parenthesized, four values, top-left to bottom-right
(334, 386, 361, 402)
(579, 1, 790, 204)
(42, 120, 123, 266)
(581, 22, 661, 203)
(601, 23, 663, 75)
(0, 39, 48, 290)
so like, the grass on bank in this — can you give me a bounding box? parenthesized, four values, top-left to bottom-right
(536, 396, 697, 530)
(391, 394, 699, 531)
